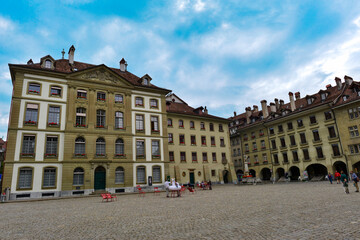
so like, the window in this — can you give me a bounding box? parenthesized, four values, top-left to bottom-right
(50, 86, 62, 97)
(115, 139, 124, 156)
(303, 149, 310, 160)
(349, 126, 359, 137)
(343, 95, 348, 102)
(282, 152, 288, 163)
(43, 168, 56, 188)
(312, 130, 320, 141)
(328, 126, 336, 138)
(254, 155, 259, 164)
(211, 170, 216, 177)
(349, 144, 360, 154)
(259, 129, 264, 136)
(152, 140, 160, 157)
(212, 152, 217, 162)
(136, 167, 146, 184)
(18, 168, 33, 189)
(209, 123, 214, 131)
(191, 135, 196, 145)
(348, 107, 360, 119)
(180, 152, 186, 162)
(309, 115, 317, 124)
(150, 99, 158, 108)
(201, 136, 206, 146)
(200, 122, 205, 130)
(278, 125, 283, 133)
(167, 118, 173, 127)
(96, 138, 106, 156)
(192, 152, 197, 162)
(251, 132, 256, 138)
(269, 128, 274, 135)
(271, 140, 276, 150)
(202, 152, 208, 162)
(252, 142, 257, 151)
(115, 94, 123, 103)
(237, 148, 241, 156)
(77, 89, 87, 99)
(25, 103, 38, 124)
(73, 168, 84, 185)
(261, 140, 265, 149)
(135, 115, 144, 131)
(211, 136, 215, 146)
(115, 167, 124, 184)
(179, 120, 184, 128)
(263, 153, 268, 162)
(287, 122, 293, 130)
(233, 149, 236, 157)
(244, 134, 248, 141)
(96, 110, 106, 128)
(316, 146, 324, 158)
(292, 151, 299, 162)
(219, 124, 223, 132)
(221, 153, 226, 162)
(300, 133, 307, 144)
(245, 144, 249, 152)
(290, 135, 296, 146)
(48, 106, 60, 126)
(115, 112, 124, 129)
(151, 116, 159, 132)
(75, 108, 86, 127)
(168, 133, 173, 143)
(75, 137, 85, 155)
(190, 121, 195, 129)
(28, 83, 40, 94)
(45, 60, 52, 68)
(136, 140, 145, 157)
(135, 97, 144, 106)
(22, 135, 35, 155)
(321, 92, 327, 101)
(153, 166, 161, 183)
(297, 119, 303, 127)
(179, 134, 185, 144)
(97, 92, 106, 101)
(324, 111, 332, 120)
(220, 137, 225, 147)
(280, 138, 286, 147)
(169, 151, 174, 161)
(273, 154, 279, 164)
(332, 144, 340, 156)
(307, 97, 314, 105)
(45, 136, 58, 156)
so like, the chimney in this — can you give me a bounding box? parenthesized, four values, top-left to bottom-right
(344, 75, 353, 85)
(289, 92, 296, 111)
(120, 58, 127, 72)
(27, 59, 33, 65)
(335, 77, 342, 90)
(234, 111, 237, 117)
(68, 45, 75, 64)
(326, 84, 331, 89)
(253, 105, 258, 112)
(295, 92, 300, 100)
(270, 102, 276, 112)
(274, 98, 279, 110)
(279, 99, 284, 108)
(204, 106, 208, 114)
(261, 100, 269, 118)
(245, 107, 252, 124)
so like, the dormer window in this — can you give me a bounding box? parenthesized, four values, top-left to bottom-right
(343, 95, 349, 102)
(143, 78, 149, 85)
(321, 93, 328, 101)
(45, 60, 51, 69)
(307, 97, 314, 105)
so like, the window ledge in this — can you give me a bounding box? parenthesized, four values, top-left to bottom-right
(44, 154, 58, 158)
(20, 153, 35, 158)
(331, 154, 343, 158)
(74, 154, 87, 158)
(316, 157, 326, 161)
(114, 154, 126, 158)
(74, 124, 88, 128)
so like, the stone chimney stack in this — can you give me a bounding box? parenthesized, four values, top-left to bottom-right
(204, 106, 208, 114)
(234, 111, 237, 117)
(295, 92, 300, 100)
(261, 100, 269, 118)
(270, 102, 276, 113)
(253, 105, 258, 112)
(68, 45, 75, 64)
(245, 107, 252, 124)
(344, 75, 353, 85)
(120, 58, 127, 72)
(326, 84, 331, 89)
(274, 98, 279, 110)
(289, 92, 296, 111)
(279, 99, 284, 107)
(335, 77, 342, 90)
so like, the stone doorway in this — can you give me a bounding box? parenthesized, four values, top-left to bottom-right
(289, 166, 300, 181)
(94, 166, 106, 190)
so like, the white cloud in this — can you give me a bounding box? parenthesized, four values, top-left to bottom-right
(0, 16, 14, 34)
(176, 0, 190, 11)
(194, 0, 206, 12)
(91, 45, 116, 65)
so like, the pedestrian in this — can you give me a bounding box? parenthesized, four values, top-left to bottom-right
(334, 171, 341, 184)
(285, 172, 289, 182)
(350, 171, 359, 192)
(303, 170, 309, 182)
(343, 178, 350, 194)
(208, 180, 212, 190)
(327, 172, 333, 184)
(340, 171, 347, 183)
(164, 179, 170, 198)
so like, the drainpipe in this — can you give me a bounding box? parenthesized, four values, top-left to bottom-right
(263, 122, 275, 184)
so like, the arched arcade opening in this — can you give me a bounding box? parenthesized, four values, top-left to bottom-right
(306, 164, 327, 180)
(260, 168, 271, 180)
(289, 166, 300, 181)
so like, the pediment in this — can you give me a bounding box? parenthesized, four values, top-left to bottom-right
(70, 66, 133, 87)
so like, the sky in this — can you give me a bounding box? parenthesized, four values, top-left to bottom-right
(1, 0, 360, 140)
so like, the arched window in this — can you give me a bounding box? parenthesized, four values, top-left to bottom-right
(115, 138, 124, 156)
(73, 168, 84, 185)
(75, 137, 85, 155)
(115, 112, 124, 129)
(115, 167, 124, 184)
(96, 138, 106, 156)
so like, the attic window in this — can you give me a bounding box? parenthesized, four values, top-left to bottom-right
(307, 97, 314, 105)
(143, 78, 149, 85)
(321, 93, 328, 101)
(343, 95, 349, 102)
(45, 60, 52, 69)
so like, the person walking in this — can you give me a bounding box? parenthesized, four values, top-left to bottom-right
(343, 178, 350, 194)
(334, 171, 341, 184)
(350, 171, 359, 192)
(164, 179, 170, 198)
(340, 171, 347, 183)
(327, 172, 333, 184)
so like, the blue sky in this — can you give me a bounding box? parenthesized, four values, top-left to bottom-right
(1, 0, 360, 139)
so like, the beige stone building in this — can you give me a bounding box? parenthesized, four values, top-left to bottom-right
(166, 93, 237, 184)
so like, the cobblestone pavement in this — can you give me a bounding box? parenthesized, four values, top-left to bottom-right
(1, 182, 360, 240)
